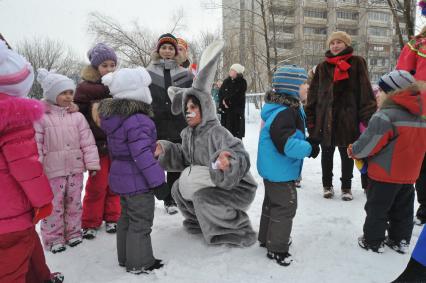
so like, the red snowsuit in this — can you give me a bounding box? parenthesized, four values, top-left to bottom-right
(0, 93, 53, 283)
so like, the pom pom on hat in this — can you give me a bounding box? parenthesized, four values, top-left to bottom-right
(36, 68, 75, 104)
(0, 40, 34, 97)
(102, 67, 153, 104)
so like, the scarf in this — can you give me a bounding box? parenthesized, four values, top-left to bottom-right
(325, 48, 353, 82)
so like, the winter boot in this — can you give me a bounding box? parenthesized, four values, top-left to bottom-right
(385, 237, 410, 254)
(358, 235, 384, 253)
(106, 222, 117, 234)
(267, 250, 293, 266)
(415, 205, 426, 226)
(82, 228, 97, 240)
(164, 200, 178, 215)
(126, 259, 164, 275)
(341, 188, 353, 201)
(44, 272, 64, 283)
(51, 244, 66, 254)
(323, 186, 334, 199)
(260, 237, 292, 248)
(68, 237, 82, 247)
(294, 180, 301, 188)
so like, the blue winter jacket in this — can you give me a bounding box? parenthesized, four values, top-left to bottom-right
(413, 226, 426, 266)
(257, 93, 312, 182)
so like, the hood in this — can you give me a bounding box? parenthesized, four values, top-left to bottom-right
(382, 83, 426, 118)
(0, 93, 45, 131)
(150, 51, 185, 67)
(81, 65, 101, 83)
(261, 90, 301, 122)
(98, 98, 153, 119)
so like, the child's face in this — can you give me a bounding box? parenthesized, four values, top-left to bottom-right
(329, 39, 347, 55)
(159, 44, 176, 60)
(299, 83, 309, 103)
(185, 99, 202, 128)
(56, 90, 74, 107)
(377, 89, 387, 109)
(178, 45, 187, 58)
(229, 70, 238, 79)
(98, 60, 116, 77)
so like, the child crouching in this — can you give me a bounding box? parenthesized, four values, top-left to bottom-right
(97, 67, 168, 274)
(35, 69, 100, 253)
(257, 65, 320, 266)
(349, 70, 426, 254)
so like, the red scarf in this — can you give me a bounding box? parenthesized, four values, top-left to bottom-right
(326, 53, 352, 82)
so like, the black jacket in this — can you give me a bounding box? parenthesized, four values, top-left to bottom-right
(218, 75, 247, 114)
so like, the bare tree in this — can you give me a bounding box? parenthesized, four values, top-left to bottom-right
(16, 37, 84, 99)
(169, 8, 187, 34)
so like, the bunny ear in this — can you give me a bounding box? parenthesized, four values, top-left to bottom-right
(168, 86, 185, 115)
(192, 40, 224, 94)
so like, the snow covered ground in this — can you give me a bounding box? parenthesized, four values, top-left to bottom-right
(41, 103, 422, 283)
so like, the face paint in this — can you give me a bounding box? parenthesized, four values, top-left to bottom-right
(185, 111, 196, 118)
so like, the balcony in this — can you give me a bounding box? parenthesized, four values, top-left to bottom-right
(336, 18, 359, 26)
(275, 32, 295, 40)
(368, 36, 393, 44)
(303, 0, 327, 9)
(304, 17, 327, 25)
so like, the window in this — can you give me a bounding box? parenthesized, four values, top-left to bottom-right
(337, 10, 359, 20)
(339, 28, 358, 35)
(271, 7, 294, 17)
(368, 11, 390, 22)
(369, 57, 389, 67)
(304, 26, 327, 35)
(270, 24, 294, 33)
(369, 44, 390, 52)
(368, 27, 389, 36)
(304, 41, 325, 52)
(304, 9, 327, 19)
(276, 41, 294, 49)
(337, 0, 358, 4)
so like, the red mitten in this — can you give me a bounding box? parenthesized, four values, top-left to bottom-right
(33, 203, 53, 224)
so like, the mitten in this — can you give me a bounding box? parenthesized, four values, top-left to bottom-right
(152, 183, 170, 201)
(306, 137, 320, 159)
(33, 203, 53, 224)
(355, 159, 368, 174)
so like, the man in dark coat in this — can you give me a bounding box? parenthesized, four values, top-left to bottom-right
(218, 63, 247, 139)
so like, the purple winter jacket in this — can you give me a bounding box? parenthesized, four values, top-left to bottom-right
(98, 98, 165, 195)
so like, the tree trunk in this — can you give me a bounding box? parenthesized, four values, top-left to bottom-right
(260, 0, 272, 83)
(387, 0, 405, 50)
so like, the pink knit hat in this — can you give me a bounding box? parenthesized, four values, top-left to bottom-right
(0, 40, 34, 97)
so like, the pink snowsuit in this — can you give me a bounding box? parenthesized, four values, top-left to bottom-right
(34, 102, 100, 249)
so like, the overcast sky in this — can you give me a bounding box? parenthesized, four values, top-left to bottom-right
(0, 0, 222, 60)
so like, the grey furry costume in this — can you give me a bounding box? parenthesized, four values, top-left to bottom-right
(158, 41, 258, 247)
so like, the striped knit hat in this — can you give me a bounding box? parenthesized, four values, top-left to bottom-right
(378, 70, 416, 94)
(272, 65, 308, 97)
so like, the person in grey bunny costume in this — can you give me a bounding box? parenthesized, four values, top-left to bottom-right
(155, 40, 258, 247)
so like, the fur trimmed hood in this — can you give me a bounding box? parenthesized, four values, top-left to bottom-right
(81, 65, 102, 83)
(150, 51, 186, 66)
(264, 90, 301, 109)
(98, 98, 153, 118)
(0, 93, 44, 131)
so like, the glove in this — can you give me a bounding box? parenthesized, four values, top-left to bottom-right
(33, 203, 53, 224)
(355, 159, 368, 174)
(152, 183, 170, 201)
(306, 137, 320, 159)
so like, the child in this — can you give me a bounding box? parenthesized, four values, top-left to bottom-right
(74, 43, 121, 239)
(147, 33, 194, 215)
(97, 67, 168, 274)
(0, 41, 63, 283)
(349, 70, 426, 253)
(35, 69, 100, 253)
(257, 65, 320, 266)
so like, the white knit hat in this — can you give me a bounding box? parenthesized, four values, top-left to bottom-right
(0, 40, 34, 97)
(102, 67, 153, 104)
(230, 63, 245, 74)
(37, 68, 76, 104)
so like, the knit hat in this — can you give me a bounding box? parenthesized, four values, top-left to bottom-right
(230, 63, 245, 74)
(327, 31, 352, 47)
(177, 38, 188, 50)
(102, 67, 152, 104)
(0, 40, 34, 97)
(87, 43, 117, 68)
(37, 69, 75, 104)
(272, 65, 308, 97)
(378, 70, 416, 94)
(156, 33, 178, 54)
